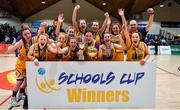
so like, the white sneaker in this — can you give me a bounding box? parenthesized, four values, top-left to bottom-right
(17, 93, 26, 100)
(10, 97, 20, 107)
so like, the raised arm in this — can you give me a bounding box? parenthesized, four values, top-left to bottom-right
(105, 17, 111, 33)
(72, 5, 80, 33)
(114, 35, 126, 50)
(99, 12, 109, 36)
(118, 8, 127, 25)
(122, 24, 131, 49)
(40, 22, 47, 33)
(146, 8, 154, 32)
(47, 44, 57, 54)
(55, 13, 64, 37)
(6, 40, 22, 53)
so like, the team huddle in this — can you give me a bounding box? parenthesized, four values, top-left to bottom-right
(6, 5, 154, 108)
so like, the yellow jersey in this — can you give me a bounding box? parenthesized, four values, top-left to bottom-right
(101, 43, 115, 61)
(76, 32, 84, 42)
(15, 40, 31, 77)
(126, 42, 146, 61)
(32, 36, 38, 44)
(93, 33, 101, 44)
(33, 43, 49, 61)
(111, 34, 124, 61)
(84, 39, 98, 61)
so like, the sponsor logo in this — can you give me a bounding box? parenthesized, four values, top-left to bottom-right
(35, 68, 61, 94)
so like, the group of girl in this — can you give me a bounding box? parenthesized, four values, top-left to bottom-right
(6, 4, 154, 108)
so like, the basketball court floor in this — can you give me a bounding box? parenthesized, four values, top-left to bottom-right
(0, 54, 180, 110)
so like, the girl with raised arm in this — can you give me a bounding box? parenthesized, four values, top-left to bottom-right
(72, 5, 87, 41)
(6, 28, 32, 107)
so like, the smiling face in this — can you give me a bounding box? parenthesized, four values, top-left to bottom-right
(112, 24, 120, 35)
(91, 21, 99, 33)
(131, 32, 140, 46)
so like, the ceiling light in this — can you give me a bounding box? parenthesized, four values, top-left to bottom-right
(102, 0, 106, 6)
(41, 0, 46, 4)
(160, 3, 164, 8)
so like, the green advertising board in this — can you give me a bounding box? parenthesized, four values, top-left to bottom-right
(171, 45, 180, 55)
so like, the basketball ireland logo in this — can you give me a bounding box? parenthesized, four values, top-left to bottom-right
(35, 67, 61, 94)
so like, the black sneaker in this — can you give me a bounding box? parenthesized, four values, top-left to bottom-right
(23, 95, 28, 109)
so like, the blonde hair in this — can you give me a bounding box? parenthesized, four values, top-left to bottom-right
(38, 33, 49, 38)
(38, 33, 49, 43)
(57, 32, 68, 43)
(66, 26, 74, 33)
(58, 32, 67, 38)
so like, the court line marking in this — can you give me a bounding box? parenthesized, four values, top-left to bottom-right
(0, 95, 11, 106)
(157, 66, 180, 77)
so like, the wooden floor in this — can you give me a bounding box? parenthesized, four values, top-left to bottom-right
(0, 54, 180, 110)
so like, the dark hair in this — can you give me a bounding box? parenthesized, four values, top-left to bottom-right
(84, 28, 93, 35)
(66, 26, 74, 33)
(21, 28, 31, 41)
(21, 28, 32, 54)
